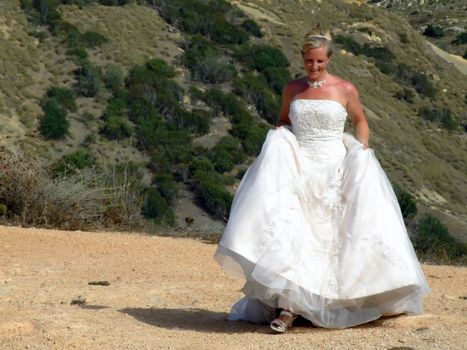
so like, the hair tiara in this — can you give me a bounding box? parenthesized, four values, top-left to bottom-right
(306, 34, 330, 40)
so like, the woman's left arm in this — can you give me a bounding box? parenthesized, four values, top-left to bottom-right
(345, 83, 370, 149)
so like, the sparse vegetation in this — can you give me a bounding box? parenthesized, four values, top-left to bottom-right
(0, 150, 144, 230)
(413, 214, 466, 265)
(423, 24, 444, 38)
(39, 99, 70, 139)
(418, 106, 459, 130)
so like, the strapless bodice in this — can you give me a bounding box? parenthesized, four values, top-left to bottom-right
(289, 99, 347, 160)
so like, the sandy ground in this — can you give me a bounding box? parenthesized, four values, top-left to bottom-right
(0, 226, 466, 350)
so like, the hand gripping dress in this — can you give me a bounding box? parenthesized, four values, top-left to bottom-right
(214, 99, 430, 329)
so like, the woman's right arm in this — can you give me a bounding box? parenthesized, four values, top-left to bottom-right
(275, 83, 294, 128)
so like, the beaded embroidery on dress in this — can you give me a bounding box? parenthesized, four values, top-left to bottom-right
(214, 100, 430, 328)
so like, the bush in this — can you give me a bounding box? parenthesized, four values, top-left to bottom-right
(141, 188, 176, 225)
(394, 186, 417, 219)
(52, 149, 95, 176)
(209, 136, 244, 173)
(261, 67, 292, 95)
(39, 99, 69, 139)
(0, 150, 144, 230)
(394, 87, 415, 103)
(423, 24, 444, 38)
(53, 21, 81, 47)
(395, 64, 437, 98)
(235, 44, 290, 71)
(231, 121, 268, 156)
(33, 0, 61, 25)
(152, 0, 248, 45)
(146, 58, 176, 78)
(79, 31, 109, 48)
(191, 170, 233, 220)
(153, 173, 178, 204)
(66, 47, 88, 61)
(100, 97, 133, 139)
(452, 32, 467, 45)
(334, 35, 362, 55)
(412, 214, 466, 264)
(181, 36, 237, 83)
(173, 108, 210, 135)
(46, 86, 77, 112)
(241, 19, 263, 37)
(418, 106, 459, 130)
(104, 64, 124, 90)
(77, 60, 102, 97)
(234, 74, 279, 123)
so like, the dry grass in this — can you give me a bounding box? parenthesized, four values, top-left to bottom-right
(0, 148, 145, 231)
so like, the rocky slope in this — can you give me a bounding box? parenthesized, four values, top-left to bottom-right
(0, 0, 466, 240)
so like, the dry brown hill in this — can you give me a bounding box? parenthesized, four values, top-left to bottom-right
(0, 0, 466, 239)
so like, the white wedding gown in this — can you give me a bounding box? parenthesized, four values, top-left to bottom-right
(214, 99, 430, 329)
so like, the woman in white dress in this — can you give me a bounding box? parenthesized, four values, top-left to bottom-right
(214, 29, 430, 333)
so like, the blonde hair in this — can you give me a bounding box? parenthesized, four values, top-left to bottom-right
(302, 26, 333, 57)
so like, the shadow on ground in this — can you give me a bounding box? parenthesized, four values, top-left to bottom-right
(120, 307, 273, 334)
(119, 307, 400, 334)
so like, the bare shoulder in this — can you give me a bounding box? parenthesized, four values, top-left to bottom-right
(332, 76, 359, 98)
(283, 77, 306, 98)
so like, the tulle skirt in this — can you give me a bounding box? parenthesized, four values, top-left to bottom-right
(214, 127, 430, 329)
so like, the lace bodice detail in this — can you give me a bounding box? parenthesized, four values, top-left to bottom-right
(289, 99, 347, 159)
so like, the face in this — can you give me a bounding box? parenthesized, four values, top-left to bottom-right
(302, 46, 330, 81)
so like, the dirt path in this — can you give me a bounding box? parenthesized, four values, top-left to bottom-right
(0, 226, 466, 349)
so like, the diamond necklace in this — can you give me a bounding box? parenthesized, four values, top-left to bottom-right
(306, 78, 326, 88)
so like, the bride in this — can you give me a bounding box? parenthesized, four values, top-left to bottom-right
(214, 28, 430, 333)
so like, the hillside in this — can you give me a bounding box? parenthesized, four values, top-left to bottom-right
(1, 225, 466, 349)
(366, 0, 467, 58)
(0, 0, 466, 243)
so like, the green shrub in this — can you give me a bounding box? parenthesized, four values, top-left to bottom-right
(209, 136, 244, 173)
(152, 0, 248, 45)
(33, 0, 61, 25)
(423, 24, 444, 38)
(174, 109, 210, 135)
(66, 47, 88, 61)
(261, 67, 292, 95)
(53, 21, 81, 47)
(235, 44, 290, 71)
(154, 173, 178, 204)
(241, 19, 263, 37)
(39, 99, 69, 139)
(146, 58, 176, 78)
(46, 86, 77, 112)
(77, 60, 102, 97)
(394, 186, 417, 219)
(181, 36, 237, 83)
(394, 87, 415, 103)
(79, 31, 109, 48)
(395, 64, 437, 98)
(141, 188, 176, 225)
(334, 35, 362, 55)
(418, 106, 459, 130)
(412, 214, 466, 264)
(101, 117, 132, 139)
(231, 121, 268, 156)
(52, 149, 95, 176)
(452, 32, 467, 45)
(0, 203, 7, 216)
(399, 32, 409, 44)
(104, 64, 124, 90)
(100, 97, 132, 139)
(191, 170, 233, 220)
(234, 74, 279, 123)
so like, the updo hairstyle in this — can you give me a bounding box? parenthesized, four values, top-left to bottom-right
(301, 26, 333, 57)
